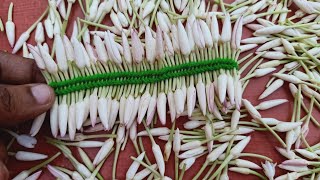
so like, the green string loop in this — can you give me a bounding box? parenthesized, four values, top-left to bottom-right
(50, 58, 238, 96)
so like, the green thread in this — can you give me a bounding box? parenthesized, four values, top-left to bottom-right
(50, 58, 238, 95)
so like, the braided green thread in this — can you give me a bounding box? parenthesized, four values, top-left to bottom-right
(50, 58, 238, 95)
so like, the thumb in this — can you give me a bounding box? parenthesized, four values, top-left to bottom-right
(0, 84, 55, 126)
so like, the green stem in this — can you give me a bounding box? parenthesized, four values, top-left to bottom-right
(131, 156, 161, 178)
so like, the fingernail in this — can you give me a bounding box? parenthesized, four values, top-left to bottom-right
(31, 85, 52, 105)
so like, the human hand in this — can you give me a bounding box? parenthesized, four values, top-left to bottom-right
(0, 51, 55, 179)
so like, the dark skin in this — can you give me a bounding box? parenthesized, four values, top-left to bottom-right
(0, 51, 55, 179)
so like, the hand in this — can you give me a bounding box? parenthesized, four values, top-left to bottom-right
(0, 51, 55, 179)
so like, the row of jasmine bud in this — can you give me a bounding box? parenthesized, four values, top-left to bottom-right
(22, 4, 247, 140)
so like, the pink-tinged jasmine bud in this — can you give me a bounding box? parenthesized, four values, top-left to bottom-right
(145, 26, 156, 63)
(129, 121, 137, 142)
(167, 91, 176, 122)
(127, 96, 140, 128)
(5, 2, 15, 48)
(50, 100, 59, 138)
(275, 172, 299, 180)
(89, 89, 98, 126)
(122, 31, 132, 64)
(155, 26, 165, 60)
(178, 147, 206, 159)
(204, 122, 213, 152)
(89, 0, 99, 21)
(25, 170, 42, 180)
(218, 73, 228, 103)
(174, 89, 184, 115)
(71, 37, 86, 68)
(127, 152, 146, 179)
(235, 159, 261, 169)
(293, 0, 318, 14)
(147, 92, 157, 125)
(157, 12, 169, 33)
(196, 79, 206, 115)
(16, 134, 37, 149)
(68, 103, 76, 140)
(124, 95, 134, 126)
(180, 141, 202, 151)
(157, 92, 167, 125)
(231, 110, 240, 130)
(55, 34, 68, 72)
(71, 21, 78, 42)
(278, 164, 309, 172)
(173, 128, 181, 155)
(257, 39, 282, 52)
(221, 13, 231, 43)
(295, 149, 319, 160)
(179, 157, 196, 170)
(163, 32, 174, 56)
(282, 159, 309, 166)
(261, 161, 276, 180)
(110, 10, 122, 31)
(30, 112, 46, 137)
(137, 127, 170, 137)
(242, 99, 261, 119)
(276, 147, 296, 159)
(85, 42, 98, 63)
(131, 29, 144, 63)
(152, 143, 165, 176)
(210, 14, 220, 43)
(142, 0, 155, 18)
(63, 35, 75, 61)
(97, 97, 110, 130)
(192, 20, 205, 49)
(75, 100, 86, 130)
(47, 165, 71, 180)
(27, 44, 45, 70)
(133, 164, 157, 179)
(217, 135, 246, 143)
(230, 136, 251, 156)
(199, 20, 212, 46)
(138, 91, 151, 124)
(207, 142, 229, 162)
(256, 99, 288, 110)
(258, 118, 281, 125)
(183, 120, 205, 130)
(108, 99, 119, 129)
(44, 18, 53, 39)
(273, 122, 302, 132)
(94, 35, 108, 63)
(15, 151, 47, 161)
(187, 85, 196, 117)
(35, 22, 44, 43)
(58, 96, 68, 137)
(110, 31, 122, 64)
(240, 44, 258, 53)
(57, 0, 67, 19)
(93, 139, 114, 165)
(13, 31, 30, 54)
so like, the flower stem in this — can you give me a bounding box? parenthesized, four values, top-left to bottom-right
(28, 152, 61, 173)
(178, 163, 186, 180)
(239, 153, 273, 162)
(131, 156, 161, 178)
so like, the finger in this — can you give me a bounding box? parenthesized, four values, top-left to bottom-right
(0, 84, 55, 126)
(0, 51, 45, 85)
(0, 161, 9, 180)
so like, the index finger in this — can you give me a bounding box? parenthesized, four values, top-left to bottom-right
(0, 51, 45, 84)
